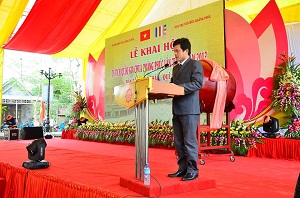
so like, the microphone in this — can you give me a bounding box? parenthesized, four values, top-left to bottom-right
(143, 63, 170, 78)
(171, 61, 178, 67)
(158, 61, 178, 81)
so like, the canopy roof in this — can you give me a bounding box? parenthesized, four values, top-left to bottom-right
(0, 0, 299, 59)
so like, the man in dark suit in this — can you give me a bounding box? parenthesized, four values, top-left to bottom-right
(168, 38, 204, 181)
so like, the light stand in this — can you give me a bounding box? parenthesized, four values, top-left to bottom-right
(40, 68, 62, 134)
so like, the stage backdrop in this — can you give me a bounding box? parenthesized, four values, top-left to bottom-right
(224, 0, 289, 125)
(104, 1, 225, 122)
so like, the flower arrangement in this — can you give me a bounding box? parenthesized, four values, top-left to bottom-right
(229, 120, 264, 156)
(209, 128, 228, 146)
(148, 120, 174, 148)
(71, 91, 87, 118)
(272, 52, 300, 138)
(65, 116, 89, 130)
(272, 53, 300, 117)
(285, 117, 300, 139)
(200, 120, 264, 156)
(75, 120, 136, 144)
(65, 118, 79, 130)
(63, 118, 265, 155)
(273, 83, 300, 112)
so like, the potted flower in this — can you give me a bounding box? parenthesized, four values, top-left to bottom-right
(271, 52, 300, 139)
(285, 117, 300, 139)
(272, 53, 300, 118)
(71, 91, 87, 119)
(229, 120, 264, 156)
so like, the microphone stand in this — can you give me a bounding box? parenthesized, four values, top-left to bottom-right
(158, 61, 178, 81)
(157, 67, 168, 81)
(143, 64, 169, 78)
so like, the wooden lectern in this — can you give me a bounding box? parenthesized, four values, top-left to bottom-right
(114, 77, 184, 180)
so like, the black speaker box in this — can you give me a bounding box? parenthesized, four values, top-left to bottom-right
(21, 127, 44, 140)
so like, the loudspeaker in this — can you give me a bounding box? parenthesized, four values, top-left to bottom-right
(21, 127, 44, 140)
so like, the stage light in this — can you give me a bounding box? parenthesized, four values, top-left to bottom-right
(22, 138, 50, 169)
(5, 115, 16, 126)
(263, 115, 279, 138)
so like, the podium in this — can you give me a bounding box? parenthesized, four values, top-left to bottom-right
(114, 77, 184, 180)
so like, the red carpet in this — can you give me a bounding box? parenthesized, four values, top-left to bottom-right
(120, 175, 215, 196)
(0, 138, 299, 198)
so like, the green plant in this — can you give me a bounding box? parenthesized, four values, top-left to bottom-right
(68, 118, 266, 156)
(285, 117, 300, 139)
(272, 52, 300, 117)
(71, 91, 87, 118)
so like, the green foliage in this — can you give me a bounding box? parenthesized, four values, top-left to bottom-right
(4, 51, 82, 122)
(2, 106, 7, 112)
(71, 119, 265, 155)
(272, 52, 300, 117)
(71, 90, 87, 118)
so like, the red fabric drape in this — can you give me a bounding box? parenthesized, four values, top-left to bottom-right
(4, 0, 102, 54)
(0, 162, 28, 198)
(61, 129, 76, 139)
(1, 162, 122, 198)
(24, 171, 123, 198)
(247, 138, 300, 161)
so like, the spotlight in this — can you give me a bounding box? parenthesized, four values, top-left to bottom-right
(5, 115, 16, 127)
(263, 115, 279, 138)
(22, 138, 50, 169)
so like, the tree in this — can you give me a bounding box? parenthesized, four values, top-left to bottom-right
(3, 50, 82, 124)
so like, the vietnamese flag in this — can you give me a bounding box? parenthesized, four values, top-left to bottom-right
(140, 29, 150, 41)
(39, 101, 45, 124)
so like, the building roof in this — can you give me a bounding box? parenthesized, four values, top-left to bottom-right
(2, 78, 40, 104)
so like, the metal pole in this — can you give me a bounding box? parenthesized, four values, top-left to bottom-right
(15, 101, 18, 124)
(45, 68, 51, 133)
(134, 99, 149, 180)
(41, 68, 61, 134)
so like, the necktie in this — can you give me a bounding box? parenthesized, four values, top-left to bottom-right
(175, 64, 181, 75)
(178, 63, 182, 70)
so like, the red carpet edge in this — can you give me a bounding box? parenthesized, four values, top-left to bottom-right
(120, 176, 216, 197)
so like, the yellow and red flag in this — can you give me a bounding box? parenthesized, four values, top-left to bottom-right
(39, 101, 45, 124)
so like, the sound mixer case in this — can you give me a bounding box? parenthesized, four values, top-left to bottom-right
(3, 128, 20, 141)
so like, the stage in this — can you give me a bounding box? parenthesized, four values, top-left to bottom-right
(0, 138, 299, 198)
(247, 138, 300, 161)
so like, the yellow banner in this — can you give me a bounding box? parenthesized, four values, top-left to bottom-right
(106, 1, 225, 121)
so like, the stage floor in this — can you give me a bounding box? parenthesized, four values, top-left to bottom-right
(0, 138, 299, 198)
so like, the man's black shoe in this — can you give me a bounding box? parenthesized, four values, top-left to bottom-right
(168, 170, 187, 178)
(182, 173, 198, 181)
